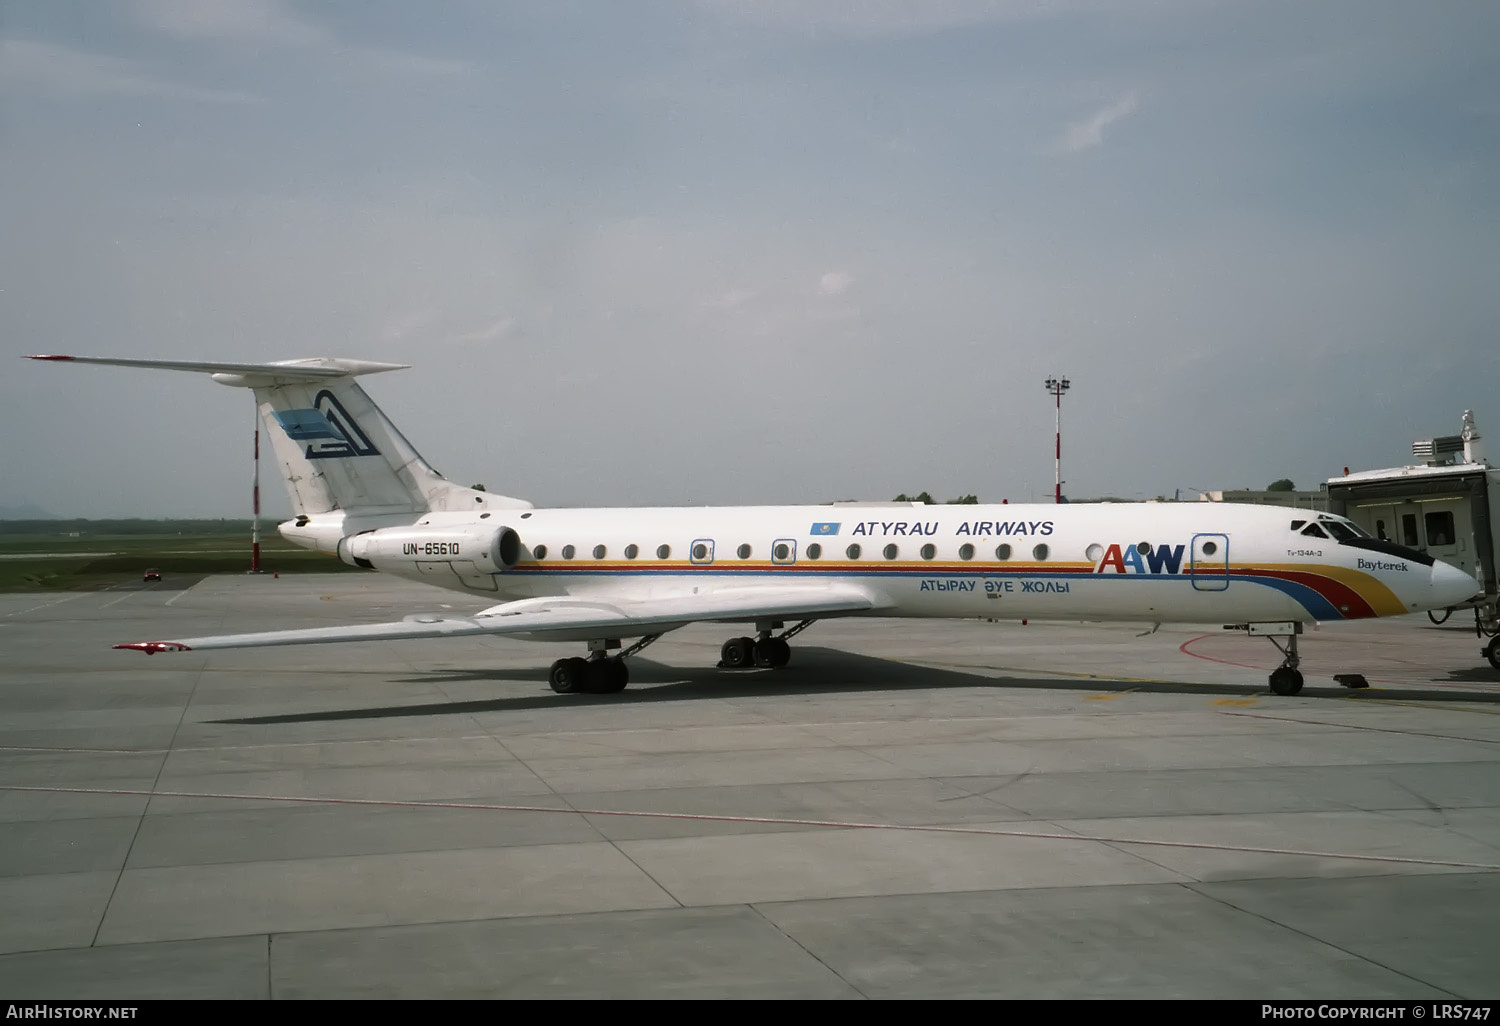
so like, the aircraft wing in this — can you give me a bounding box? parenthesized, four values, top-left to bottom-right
(113, 584, 885, 654)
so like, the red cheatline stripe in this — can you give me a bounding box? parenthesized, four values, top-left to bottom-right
(3, 784, 1496, 871)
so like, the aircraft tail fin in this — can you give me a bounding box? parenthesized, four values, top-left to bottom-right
(27, 355, 531, 517)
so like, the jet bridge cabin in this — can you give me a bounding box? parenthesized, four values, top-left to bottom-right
(1325, 411, 1500, 669)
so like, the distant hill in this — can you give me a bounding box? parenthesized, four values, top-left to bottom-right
(0, 504, 60, 520)
(0, 518, 260, 535)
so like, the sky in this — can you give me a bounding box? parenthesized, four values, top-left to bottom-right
(2, 0, 1497, 519)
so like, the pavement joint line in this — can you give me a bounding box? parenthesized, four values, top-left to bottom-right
(1222, 709, 1500, 741)
(5, 783, 1499, 872)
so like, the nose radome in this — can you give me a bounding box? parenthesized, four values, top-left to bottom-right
(1431, 559, 1480, 609)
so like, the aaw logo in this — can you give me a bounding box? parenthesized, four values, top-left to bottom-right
(1093, 543, 1185, 575)
(272, 390, 381, 460)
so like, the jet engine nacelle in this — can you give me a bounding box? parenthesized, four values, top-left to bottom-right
(340, 524, 522, 575)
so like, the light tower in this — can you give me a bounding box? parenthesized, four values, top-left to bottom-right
(1044, 376, 1071, 504)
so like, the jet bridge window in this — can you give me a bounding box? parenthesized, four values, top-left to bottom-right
(1425, 511, 1456, 546)
(1401, 515, 1419, 547)
(1300, 524, 1327, 539)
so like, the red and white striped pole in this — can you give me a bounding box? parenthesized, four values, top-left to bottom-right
(1044, 376, 1070, 504)
(251, 406, 261, 573)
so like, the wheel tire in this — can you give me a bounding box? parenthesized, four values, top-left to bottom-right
(599, 659, 629, 694)
(1429, 608, 1452, 625)
(1268, 667, 1304, 696)
(1486, 635, 1500, 672)
(721, 637, 754, 669)
(752, 639, 775, 668)
(549, 657, 588, 694)
(768, 637, 791, 668)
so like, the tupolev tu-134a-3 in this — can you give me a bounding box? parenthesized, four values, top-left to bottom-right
(29, 355, 1480, 697)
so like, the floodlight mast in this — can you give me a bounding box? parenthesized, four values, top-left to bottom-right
(1044, 376, 1071, 504)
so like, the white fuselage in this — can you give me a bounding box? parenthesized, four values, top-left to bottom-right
(284, 501, 1475, 628)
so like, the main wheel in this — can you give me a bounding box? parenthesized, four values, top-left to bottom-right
(549, 657, 590, 694)
(1485, 635, 1500, 672)
(1429, 608, 1452, 625)
(1268, 667, 1304, 696)
(753, 636, 791, 668)
(586, 658, 629, 694)
(721, 636, 755, 669)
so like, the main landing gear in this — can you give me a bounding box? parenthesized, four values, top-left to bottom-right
(548, 634, 662, 695)
(719, 620, 816, 670)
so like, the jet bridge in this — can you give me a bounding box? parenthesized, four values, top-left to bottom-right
(1326, 411, 1500, 670)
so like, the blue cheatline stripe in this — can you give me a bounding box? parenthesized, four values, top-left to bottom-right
(1227, 574, 1344, 620)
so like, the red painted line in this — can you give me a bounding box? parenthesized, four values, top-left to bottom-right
(4, 784, 1496, 871)
(1178, 634, 1267, 670)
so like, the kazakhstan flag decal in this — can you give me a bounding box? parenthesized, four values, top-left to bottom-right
(810, 522, 841, 536)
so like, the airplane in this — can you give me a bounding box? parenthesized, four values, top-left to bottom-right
(28, 354, 1481, 697)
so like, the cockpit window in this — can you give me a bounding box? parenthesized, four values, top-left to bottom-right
(1300, 523, 1328, 539)
(1321, 520, 1358, 542)
(1291, 520, 1306, 531)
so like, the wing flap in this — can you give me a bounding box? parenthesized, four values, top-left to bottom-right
(112, 584, 882, 653)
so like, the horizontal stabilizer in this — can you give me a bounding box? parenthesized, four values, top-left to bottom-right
(26, 355, 408, 380)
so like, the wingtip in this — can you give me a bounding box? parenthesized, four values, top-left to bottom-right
(113, 641, 192, 654)
(27, 354, 75, 361)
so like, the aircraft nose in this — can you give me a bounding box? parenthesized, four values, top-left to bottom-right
(1430, 558, 1480, 609)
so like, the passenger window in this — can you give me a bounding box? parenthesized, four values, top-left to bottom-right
(1136, 541, 1151, 555)
(920, 544, 936, 560)
(561, 544, 575, 559)
(883, 544, 898, 560)
(846, 544, 862, 559)
(592, 544, 606, 559)
(1033, 544, 1049, 560)
(807, 543, 822, 559)
(1300, 524, 1327, 539)
(737, 543, 751, 559)
(692, 543, 709, 560)
(1425, 511, 1456, 547)
(1401, 515, 1419, 547)
(656, 544, 671, 559)
(774, 543, 790, 560)
(958, 543, 974, 560)
(624, 544, 639, 559)
(533, 544, 548, 560)
(996, 544, 1012, 560)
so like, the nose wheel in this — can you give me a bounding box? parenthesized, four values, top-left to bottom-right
(1251, 623, 1304, 696)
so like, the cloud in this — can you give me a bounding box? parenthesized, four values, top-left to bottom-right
(451, 315, 518, 345)
(131, 0, 470, 78)
(131, 0, 322, 45)
(0, 38, 259, 103)
(1055, 90, 1141, 153)
(819, 271, 855, 295)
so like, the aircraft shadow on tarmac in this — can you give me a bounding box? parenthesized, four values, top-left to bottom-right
(213, 646, 1500, 725)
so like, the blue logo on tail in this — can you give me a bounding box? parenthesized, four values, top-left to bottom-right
(273, 390, 379, 459)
